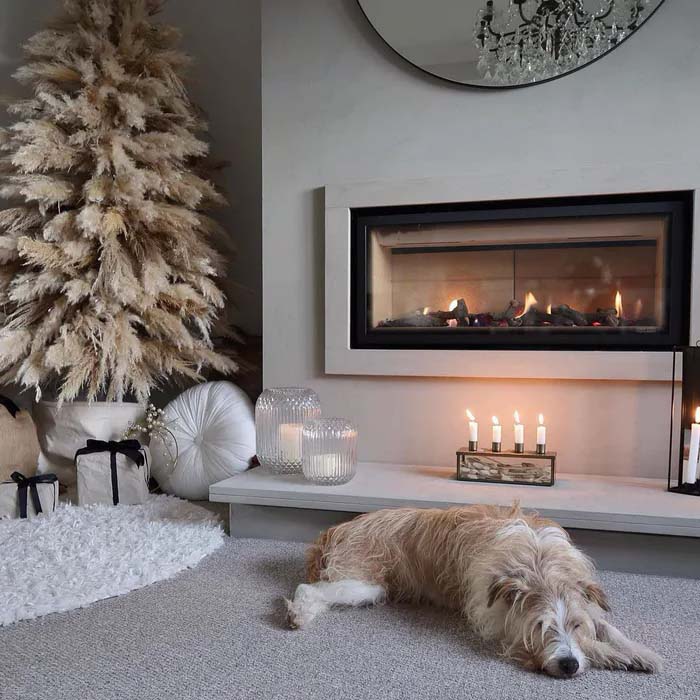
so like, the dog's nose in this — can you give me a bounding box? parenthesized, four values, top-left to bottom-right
(558, 656, 579, 677)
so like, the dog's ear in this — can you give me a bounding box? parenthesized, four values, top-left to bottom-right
(487, 575, 529, 608)
(580, 581, 611, 611)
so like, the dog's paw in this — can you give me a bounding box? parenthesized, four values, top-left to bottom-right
(284, 598, 301, 629)
(284, 597, 308, 630)
(627, 650, 663, 674)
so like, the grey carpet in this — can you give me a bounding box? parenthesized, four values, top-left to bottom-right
(1, 538, 698, 700)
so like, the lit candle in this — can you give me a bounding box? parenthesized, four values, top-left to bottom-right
(466, 409, 478, 451)
(279, 423, 303, 462)
(536, 414, 546, 455)
(307, 453, 341, 478)
(513, 410, 524, 453)
(683, 407, 700, 484)
(491, 416, 502, 453)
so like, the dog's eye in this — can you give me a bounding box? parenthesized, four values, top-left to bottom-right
(572, 623, 581, 631)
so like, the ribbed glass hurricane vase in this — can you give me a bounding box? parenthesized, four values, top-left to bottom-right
(255, 387, 321, 474)
(302, 418, 357, 485)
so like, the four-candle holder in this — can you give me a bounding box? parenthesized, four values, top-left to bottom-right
(456, 447, 556, 487)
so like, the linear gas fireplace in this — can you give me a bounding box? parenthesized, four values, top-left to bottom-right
(351, 192, 692, 351)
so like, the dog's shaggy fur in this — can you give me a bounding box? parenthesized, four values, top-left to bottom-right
(286, 505, 662, 678)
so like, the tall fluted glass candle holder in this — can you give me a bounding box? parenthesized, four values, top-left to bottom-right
(255, 388, 321, 474)
(302, 418, 357, 485)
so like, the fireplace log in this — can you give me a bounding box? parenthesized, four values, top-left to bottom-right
(503, 299, 519, 321)
(583, 308, 621, 327)
(513, 308, 540, 326)
(426, 298, 470, 326)
(378, 312, 446, 328)
(493, 300, 521, 325)
(598, 308, 621, 327)
(549, 315, 576, 327)
(552, 304, 587, 326)
(454, 298, 470, 326)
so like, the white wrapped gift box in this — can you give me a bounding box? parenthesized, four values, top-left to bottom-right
(0, 473, 59, 519)
(75, 440, 150, 506)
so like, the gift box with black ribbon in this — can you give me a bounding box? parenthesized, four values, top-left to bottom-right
(0, 472, 59, 519)
(75, 439, 151, 506)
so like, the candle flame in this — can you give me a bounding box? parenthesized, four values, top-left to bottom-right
(546, 303, 552, 315)
(448, 299, 458, 312)
(466, 409, 476, 421)
(513, 410, 521, 425)
(492, 416, 500, 426)
(695, 407, 700, 424)
(538, 413, 545, 426)
(614, 290, 623, 318)
(515, 292, 538, 318)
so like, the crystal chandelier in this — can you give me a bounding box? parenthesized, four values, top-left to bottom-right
(474, 0, 650, 85)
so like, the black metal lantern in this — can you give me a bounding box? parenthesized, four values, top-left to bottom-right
(668, 346, 700, 495)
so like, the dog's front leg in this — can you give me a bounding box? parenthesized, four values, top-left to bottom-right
(581, 639, 636, 671)
(585, 621, 663, 673)
(285, 580, 386, 629)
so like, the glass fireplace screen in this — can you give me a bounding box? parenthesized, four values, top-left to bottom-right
(352, 193, 691, 350)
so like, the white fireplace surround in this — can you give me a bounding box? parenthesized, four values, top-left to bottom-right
(325, 163, 700, 381)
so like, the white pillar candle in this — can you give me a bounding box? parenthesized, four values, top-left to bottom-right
(307, 453, 341, 477)
(513, 410, 524, 445)
(683, 407, 700, 484)
(279, 423, 303, 462)
(536, 414, 546, 447)
(466, 409, 478, 443)
(491, 416, 502, 444)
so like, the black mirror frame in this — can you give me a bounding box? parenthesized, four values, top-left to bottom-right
(356, 0, 669, 90)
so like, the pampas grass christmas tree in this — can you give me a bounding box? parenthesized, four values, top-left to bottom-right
(0, 0, 237, 403)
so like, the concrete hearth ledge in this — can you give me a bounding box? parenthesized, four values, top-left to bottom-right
(210, 463, 700, 538)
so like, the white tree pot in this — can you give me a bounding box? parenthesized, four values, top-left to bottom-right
(35, 401, 145, 487)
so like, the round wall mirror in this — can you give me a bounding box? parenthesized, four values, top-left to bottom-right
(357, 0, 666, 88)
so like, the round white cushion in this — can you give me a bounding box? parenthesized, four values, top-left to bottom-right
(152, 381, 255, 500)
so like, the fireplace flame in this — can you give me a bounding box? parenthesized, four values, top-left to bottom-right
(696, 407, 700, 424)
(448, 299, 458, 312)
(515, 292, 538, 318)
(546, 303, 552, 315)
(513, 410, 521, 425)
(538, 413, 545, 426)
(615, 290, 623, 318)
(422, 306, 430, 315)
(466, 409, 476, 421)
(492, 415, 500, 426)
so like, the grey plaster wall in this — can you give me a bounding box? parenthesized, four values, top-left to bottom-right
(261, 0, 699, 477)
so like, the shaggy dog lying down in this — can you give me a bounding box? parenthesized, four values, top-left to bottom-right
(286, 505, 662, 678)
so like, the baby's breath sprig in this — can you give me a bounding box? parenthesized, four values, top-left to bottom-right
(122, 403, 179, 473)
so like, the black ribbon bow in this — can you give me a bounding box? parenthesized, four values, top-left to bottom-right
(75, 439, 145, 506)
(10, 472, 58, 519)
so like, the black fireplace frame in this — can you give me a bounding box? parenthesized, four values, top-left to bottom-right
(350, 191, 693, 351)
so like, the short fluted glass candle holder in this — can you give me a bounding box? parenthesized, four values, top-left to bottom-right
(255, 387, 321, 474)
(302, 418, 357, 485)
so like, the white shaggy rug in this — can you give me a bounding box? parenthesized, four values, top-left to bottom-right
(0, 495, 224, 626)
